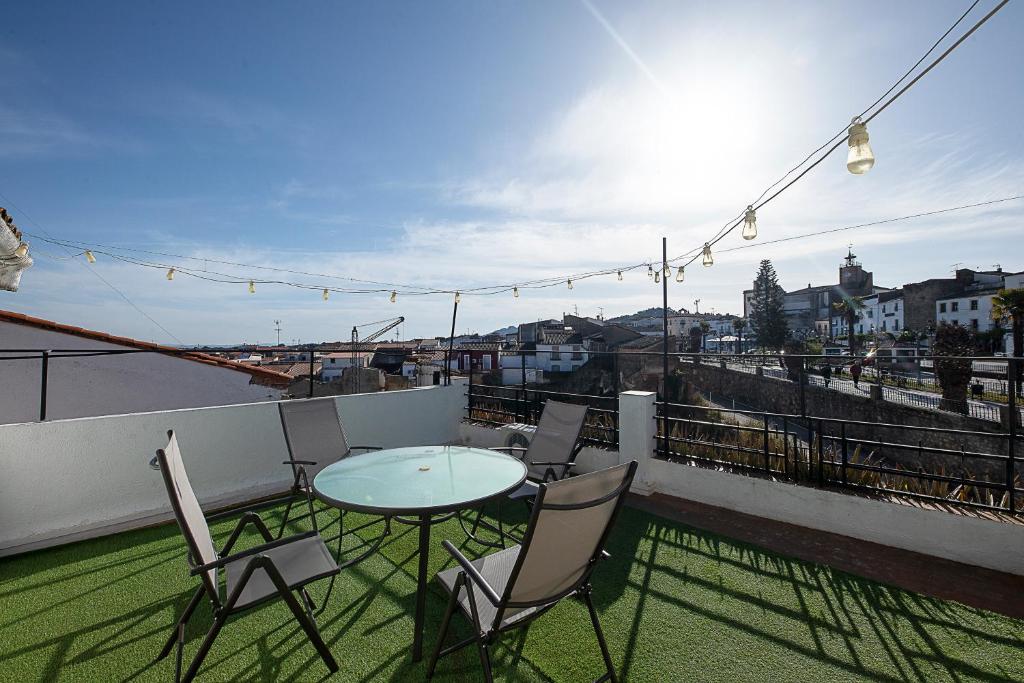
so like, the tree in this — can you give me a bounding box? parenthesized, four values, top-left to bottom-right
(699, 321, 711, 352)
(933, 323, 974, 415)
(732, 318, 746, 354)
(992, 287, 1024, 391)
(832, 297, 864, 356)
(750, 260, 788, 349)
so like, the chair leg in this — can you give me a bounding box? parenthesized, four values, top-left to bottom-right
(276, 496, 296, 540)
(278, 586, 338, 674)
(157, 587, 205, 661)
(477, 641, 495, 683)
(583, 589, 618, 683)
(181, 608, 231, 683)
(427, 574, 463, 678)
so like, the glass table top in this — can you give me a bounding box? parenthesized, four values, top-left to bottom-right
(312, 445, 528, 515)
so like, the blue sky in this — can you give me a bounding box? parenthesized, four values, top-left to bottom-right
(1, 1, 1021, 344)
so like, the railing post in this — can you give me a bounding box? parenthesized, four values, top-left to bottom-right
(840, 422, 848, 486)
(782, 417, 790, 481)
(308, 344, 315, 398)
(762, 419, 770, 474)
(39, 350, 50, 422)
(816, 419, 824, 486)
(1008, 357, 1017, 513)
(467, 361, 474, 419)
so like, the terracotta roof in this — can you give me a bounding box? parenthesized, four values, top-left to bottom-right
(284, 362, 322, 378)
(0, 309, 292, 388)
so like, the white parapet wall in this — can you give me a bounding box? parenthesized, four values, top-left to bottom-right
(461, 390, 1024, 577)
(0, 383, 466, 557)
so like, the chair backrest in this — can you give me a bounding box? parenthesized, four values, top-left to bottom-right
(278, 398, 351, 479)
(498, 461, 637, 625)
(524, 400, 588, 480)
(155, 430, 220, 602)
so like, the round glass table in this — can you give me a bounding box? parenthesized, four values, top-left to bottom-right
(312, 445, 527, 662)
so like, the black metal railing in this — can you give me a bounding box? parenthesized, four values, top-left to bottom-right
(466, 383, 620, 449)
(655, 400, 1022, 514)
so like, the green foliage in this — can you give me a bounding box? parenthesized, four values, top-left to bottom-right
(749, 260, 788, 349)
(832, 297, 864, 355)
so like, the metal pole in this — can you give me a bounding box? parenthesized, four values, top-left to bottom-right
(1008, 357, 1017, 513)
(39, 350, 50, 421)
(308, 344, 315, 398)
(520, 349, 527, 423)
(445, 298, 459, 386)
(661, 237, 670, 461)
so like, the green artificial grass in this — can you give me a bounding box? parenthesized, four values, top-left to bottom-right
(1, 500, 1022, 682)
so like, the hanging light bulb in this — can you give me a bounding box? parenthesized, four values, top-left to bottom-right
(454, 291, 461, 304)
(567, 278, 573, 290)
(846, 116, 875, 174)
(84, 250, 96, 264)
(617, 270, 623, 281)
(323, 288, 329, 301)
(654, 270, 661, 283)
(742, 205, 757, 240)
(676, 266, 685, 283)
(647, 264, 654, 278)
(513, 286, 519, 298)
(248, 280, 255, 294)
(14, 243, 28, 258)
(663, 262, 671, 276)
(166, 267, 175, 281)
(390, 290, 397, 303)
(702, 243, 713, 267)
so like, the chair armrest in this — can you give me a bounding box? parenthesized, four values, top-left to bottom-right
(529, 460, 578, 468)
(349, 446, 383, 453)
(206, 497, 288, 522)
(441, 540, 502, 606)
(191, 531, 318, 575)
(283, 459, 316, 466)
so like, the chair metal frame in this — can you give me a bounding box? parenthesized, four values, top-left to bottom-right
(274, 399, 391, 603)
(461, 399, 589, 549)
(430, 461, 637, 683)
(153, 431, 340, 683)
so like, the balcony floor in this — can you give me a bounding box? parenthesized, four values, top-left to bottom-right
(1, 500, 1022, 682)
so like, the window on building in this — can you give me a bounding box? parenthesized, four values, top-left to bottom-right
(550, 345, 561, 360)
(951, 302, 959, 312)
(970, 299, 978, 311)
(867, 310, 873, 318)
(571, 351, 583, 360)
(894, 321, 899, 331)
(895, 302, 899, 312)
(971, 319, 979, 330)
(882, 304, 886, 313)
(551, 364, 561, 373)
(952, 320, 959, 326)
(881, 321, 887, 331)
(939, 303, 947, 313)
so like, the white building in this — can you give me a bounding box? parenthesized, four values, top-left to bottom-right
(936, 291, 999, 333)
(535, 332, 587, 373)
(0, 309, 290, 425)
(321, 352, 374, 381)
(832, 290, 904, 337)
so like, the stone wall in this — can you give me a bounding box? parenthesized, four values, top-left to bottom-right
(678, 362, 1013, 478)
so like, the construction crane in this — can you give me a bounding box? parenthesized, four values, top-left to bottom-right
(351, 316, 405, 393)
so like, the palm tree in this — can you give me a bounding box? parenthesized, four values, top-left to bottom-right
(833, 297, 864, 356)
(699, 321, 712, 353)
(992, 287, 1024, 391)
(732, 318, 746, 354)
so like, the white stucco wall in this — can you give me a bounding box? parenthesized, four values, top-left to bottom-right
(0, 322, 285, 424)
(0, 383, 466, 556)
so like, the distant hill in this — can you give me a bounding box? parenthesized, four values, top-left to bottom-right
(607, 307, 679, 323)
(488, 325, 518, 337)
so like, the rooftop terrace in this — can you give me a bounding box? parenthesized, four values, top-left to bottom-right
(1, 379, 1023, 681)
(3, 499, 1023, 682)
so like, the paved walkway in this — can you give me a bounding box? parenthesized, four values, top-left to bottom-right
(630, 492, 1024, 619)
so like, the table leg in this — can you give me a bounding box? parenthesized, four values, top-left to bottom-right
(413, 513, 430, 662)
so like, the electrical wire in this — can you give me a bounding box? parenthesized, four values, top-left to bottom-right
(6, 0, 1011, 303)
